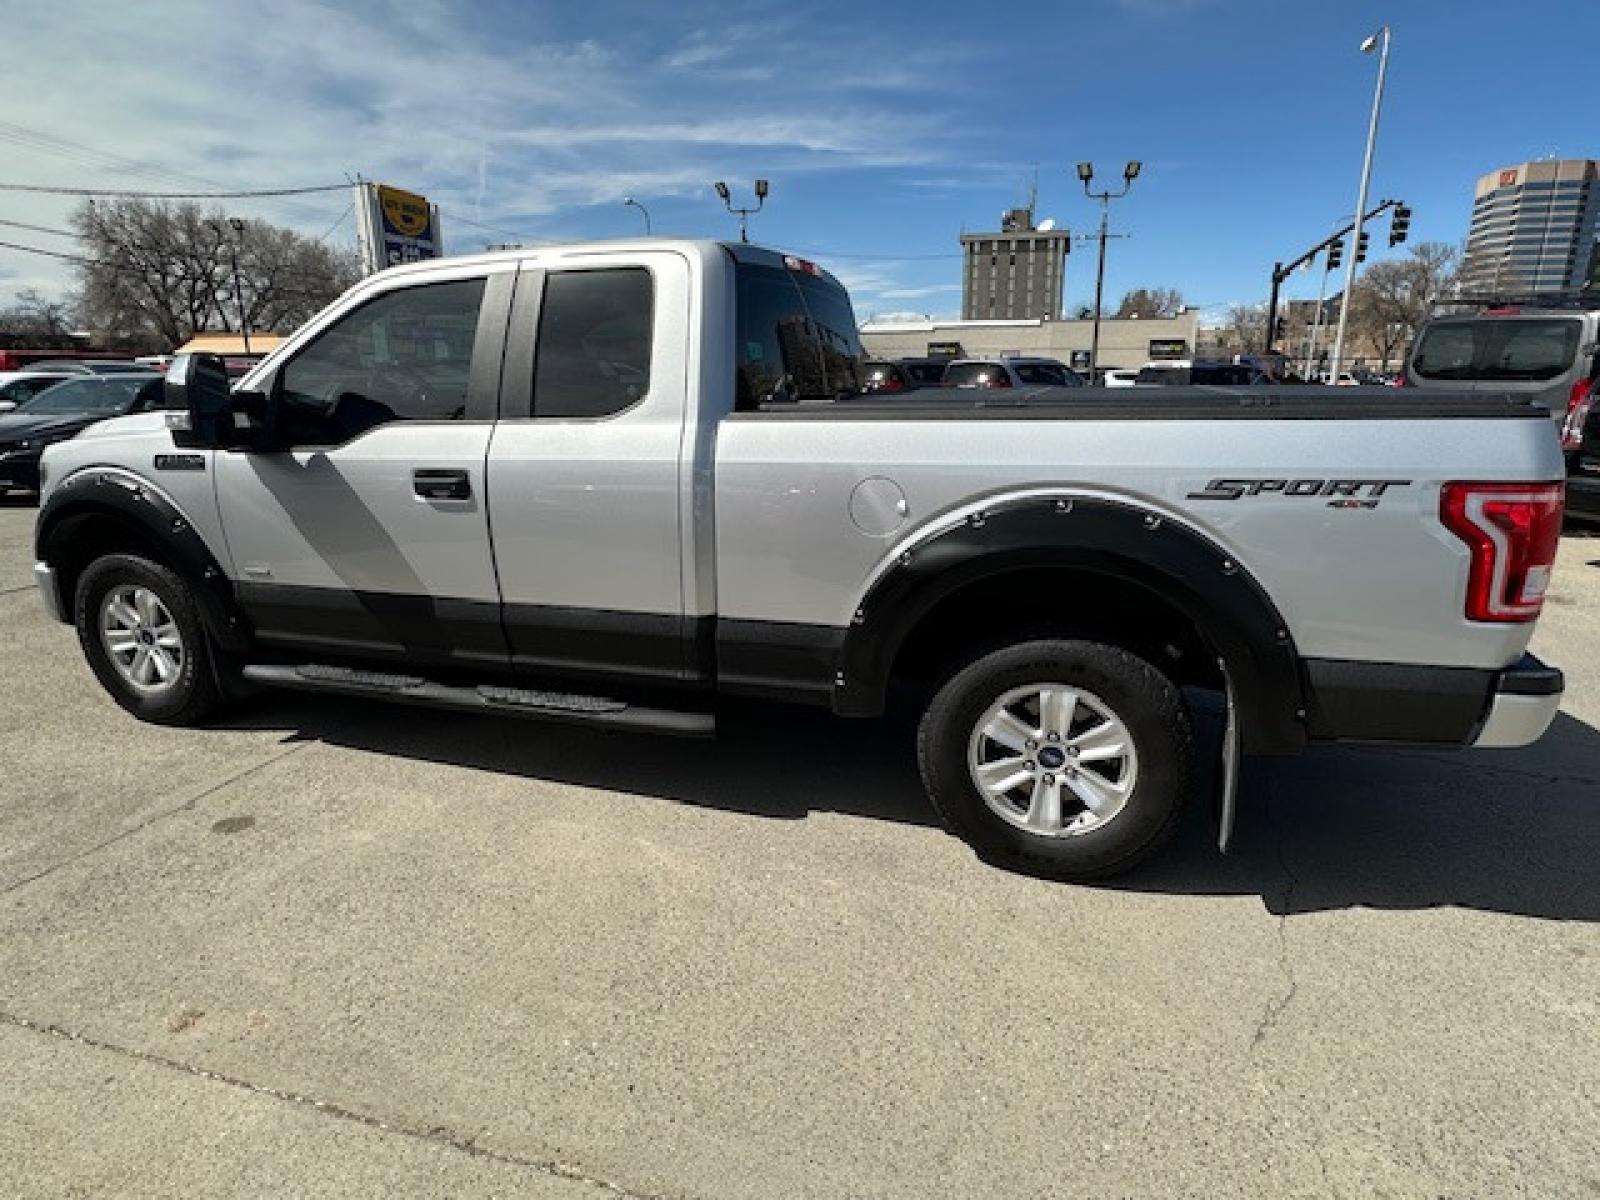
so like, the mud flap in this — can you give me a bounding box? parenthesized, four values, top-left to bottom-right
(1216, 658, 1240, 852)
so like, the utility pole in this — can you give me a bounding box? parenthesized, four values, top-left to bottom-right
(1328, 24, 1392, 383)
(207, 217, 250, 354)
(1076, 160, 1141, 381)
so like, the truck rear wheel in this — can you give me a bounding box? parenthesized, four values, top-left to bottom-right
(74, 553, 227, 726)
(917, 639, 1194, 880)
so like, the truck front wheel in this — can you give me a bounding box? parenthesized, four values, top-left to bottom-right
(73, 553, 227, 726)
(917, 639, 1195, 880)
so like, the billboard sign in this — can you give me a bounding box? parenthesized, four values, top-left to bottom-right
(355, 182, 444, 273)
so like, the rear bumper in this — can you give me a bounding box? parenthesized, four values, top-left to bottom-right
(1472, 655, 1563, 748)
(1304, 653, 1562, 748)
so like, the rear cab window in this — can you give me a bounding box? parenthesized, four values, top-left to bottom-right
(1413, 318, 1582, 382)
(735, 257, 866, 408)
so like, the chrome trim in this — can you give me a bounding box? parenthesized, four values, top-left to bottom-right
(1473, 691, 1561, 748)
(33, 562, 66, 623)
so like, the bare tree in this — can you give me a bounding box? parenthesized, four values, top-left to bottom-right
(0, 288, 78, 342)
(72, 198, 359, 349)
(1348, 242, 1460, 370)
(1214, 302, 1268, 354)
(1114, 287, 1185, 319)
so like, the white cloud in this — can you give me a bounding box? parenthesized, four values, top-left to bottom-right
(0, 0, 963, 304)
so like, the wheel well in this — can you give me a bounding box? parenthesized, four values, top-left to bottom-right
(889, 566, 1225, 694)
(43, 508, 178, 610)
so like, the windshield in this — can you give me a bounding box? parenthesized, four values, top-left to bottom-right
(19, 376, 156, 415)
(1413, 318, 1582, 382)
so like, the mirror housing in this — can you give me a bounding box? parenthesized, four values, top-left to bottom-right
(165, 353, 243, 449)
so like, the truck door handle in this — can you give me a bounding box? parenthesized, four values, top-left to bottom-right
(413, 469, 472, 500)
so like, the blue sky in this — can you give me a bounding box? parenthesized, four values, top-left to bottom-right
(3, 0, 1597, 324)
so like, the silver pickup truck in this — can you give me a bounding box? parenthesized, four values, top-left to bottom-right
(32, 239, 1568, 880)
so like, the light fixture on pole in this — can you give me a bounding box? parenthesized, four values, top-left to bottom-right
(1327, 24, 1391, 384)
(1076, 160, 1141, 382)
(623, 195, 651, 234)
(713, 179, 768, 243)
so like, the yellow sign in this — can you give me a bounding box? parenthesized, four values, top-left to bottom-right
(378, 185, 432, 238)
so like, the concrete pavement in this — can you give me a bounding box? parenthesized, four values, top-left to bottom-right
(2, 499, 1598, 1198)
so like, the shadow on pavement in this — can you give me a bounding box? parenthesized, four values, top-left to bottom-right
(220, 689, 1600, 923)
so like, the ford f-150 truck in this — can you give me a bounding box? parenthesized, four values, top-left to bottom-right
(32, 240, 1568, 880)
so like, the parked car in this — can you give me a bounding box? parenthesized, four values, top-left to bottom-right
(943, 356, 1085, 389)
(1564, 379, 1600, 523)
(1404, 305, 1600, 435)
(897, 357, 951, 386)
(0, 369, 83, 413)
(862, 361, 921, 393)
(1135, 361, 1268, 386)
(32, 240, 1564, 881)
(40, 359, 152, 375)
(0, 373, 162, 494)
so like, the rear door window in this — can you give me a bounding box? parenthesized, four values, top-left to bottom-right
(944, 362, 1004, 387)
(532, 268, 654, 418)
(1413, 319, 1581, 381)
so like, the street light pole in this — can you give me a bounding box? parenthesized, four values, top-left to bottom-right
(623, 196, 651, 234)
(227, 216, 250, 355)
(1328, 24, 1391, 383)
(1076, 160, 1140, 382)
(713, 179, 769, 243)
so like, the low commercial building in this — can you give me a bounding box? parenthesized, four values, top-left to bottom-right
(859, 311, 1200, 374)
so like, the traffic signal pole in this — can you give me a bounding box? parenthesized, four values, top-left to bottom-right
(1263, 198, 1402, 353)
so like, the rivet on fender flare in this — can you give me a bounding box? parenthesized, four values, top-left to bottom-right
(1143, 514, 1161, 529)
(1054, 498, 1073, 513)
(834, 671, 846, 687)
(1221, 559, 1236, 574)
(1275, 628, 1289, 642)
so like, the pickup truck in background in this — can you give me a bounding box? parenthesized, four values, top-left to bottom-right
(32, 240, 1568, 880)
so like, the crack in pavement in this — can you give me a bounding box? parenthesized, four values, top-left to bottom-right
(1252, 789, 1301, 1050)
(0, 1009, 662, 1198)
(1392, 752, 1600, 790)
(0, 740, 315, 898)
(0, 584, 38, 596)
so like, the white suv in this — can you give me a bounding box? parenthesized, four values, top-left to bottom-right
(941, 356, 1085, 389)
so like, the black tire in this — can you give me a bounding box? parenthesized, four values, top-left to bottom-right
(918, 639, 1194, 880)
(74, 553, 228, 726)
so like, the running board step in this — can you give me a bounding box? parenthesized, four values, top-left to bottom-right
(241, 664, 715, 737)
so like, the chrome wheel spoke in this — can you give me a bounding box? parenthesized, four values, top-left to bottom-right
(130, 647, 154, 683)
(975, 755, 1034, 796)
(134, 588, 161, 626)
(1065, 768, 1127, 816)
(106, 596, 140, 629)
(1025, 775, 1063, 831)
(981, 708, 1036, 754)
(1038, 687, 1076, 740)
(1069, 720, 1127, 763)
(105, 629, 139, 654)
(148, 647, 176, 681)
(153, 623, 183, 651)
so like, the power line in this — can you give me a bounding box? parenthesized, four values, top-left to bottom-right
(0, 181, 348, 199)
(0, 217, 75, 239)
(318, 203, 354, 243)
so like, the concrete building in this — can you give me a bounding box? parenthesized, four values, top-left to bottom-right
(960, 207, 1073, 320)
(1461, 159, 1600, 295)
(859, 311, 1199, 374)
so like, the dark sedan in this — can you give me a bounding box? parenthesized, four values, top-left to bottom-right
(0, 373, 162, 494)
(1566, 383, 1600, 525)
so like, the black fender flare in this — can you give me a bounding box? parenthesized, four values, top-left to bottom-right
(34, 467, 251, 653)
(834, 493, 1307, 754)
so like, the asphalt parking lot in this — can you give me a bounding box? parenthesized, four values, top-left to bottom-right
(2, 495, 1598, 1198)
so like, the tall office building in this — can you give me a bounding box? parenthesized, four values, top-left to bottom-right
(960, 207, 1073, 320)
(1460, 159, 1600, 295)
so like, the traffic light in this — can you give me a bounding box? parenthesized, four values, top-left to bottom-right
(1326, 239, 1344, 271)
(1389, 204, 1411, 246)
(1356, 231, 1370, 263)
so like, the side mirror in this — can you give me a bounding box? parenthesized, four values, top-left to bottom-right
(165, 353, 233, 449)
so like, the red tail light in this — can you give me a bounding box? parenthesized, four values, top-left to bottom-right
(880, 376, 904, 392)
(1440, 482, 1564, 622)
(1561, 377, 1593, 451)
(1392, 372, 1408, 388)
